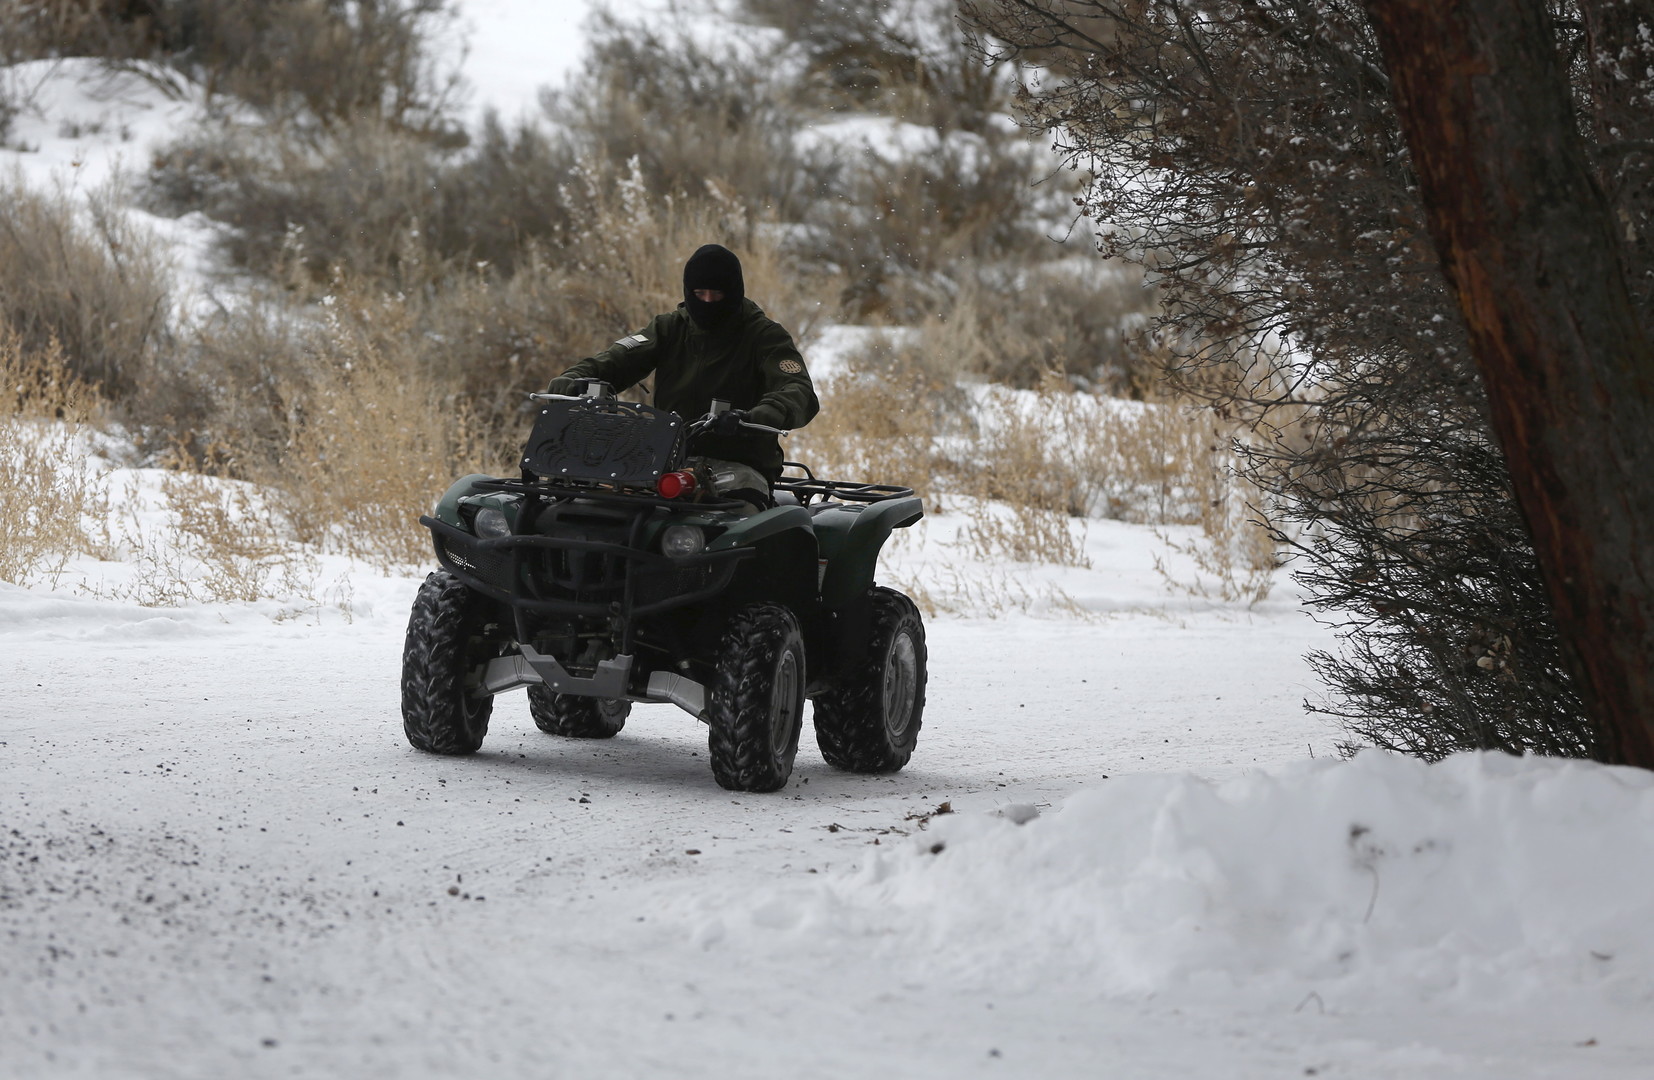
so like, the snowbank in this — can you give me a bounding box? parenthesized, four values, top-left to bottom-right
(702, 751, 1654, 1010)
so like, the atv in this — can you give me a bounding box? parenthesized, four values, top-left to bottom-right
(400, 381, 927, 792)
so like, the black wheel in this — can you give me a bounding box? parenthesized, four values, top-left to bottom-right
(527, 686, 629, 738)
(401, 571, 496, 755)
(813, 587, 926, 773)
(707, 602, 806, 792)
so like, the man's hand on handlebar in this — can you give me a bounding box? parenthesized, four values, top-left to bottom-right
(708, 408, 750, 436)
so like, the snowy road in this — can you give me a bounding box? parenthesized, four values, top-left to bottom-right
(2, 579, 1311, 1078)
(7, 570, 1650, 1078)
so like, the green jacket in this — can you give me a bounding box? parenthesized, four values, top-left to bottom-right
(556, 299, 819, 480)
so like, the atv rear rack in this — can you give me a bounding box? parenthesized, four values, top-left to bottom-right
(774, 462, 914, 505)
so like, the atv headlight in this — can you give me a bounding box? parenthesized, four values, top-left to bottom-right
(473, 506, 511, 539)
(661, 524, 705, 559)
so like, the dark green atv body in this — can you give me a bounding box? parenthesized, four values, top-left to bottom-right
(401, 391, 928, 792)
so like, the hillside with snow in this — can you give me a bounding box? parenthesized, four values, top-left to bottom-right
(4, 4, 1653, 1079)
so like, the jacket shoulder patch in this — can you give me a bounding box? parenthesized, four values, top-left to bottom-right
(778, 358, 804, 374)
(614, 333, 650, 350)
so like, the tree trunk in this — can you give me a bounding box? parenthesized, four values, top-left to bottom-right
(1363, 0, 1654, 766)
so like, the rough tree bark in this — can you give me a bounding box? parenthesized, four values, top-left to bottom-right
(1364, 0, 1654, 766)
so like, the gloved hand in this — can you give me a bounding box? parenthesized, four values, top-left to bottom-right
(546, 376, 581, 396)
(708, 408, 750, 436)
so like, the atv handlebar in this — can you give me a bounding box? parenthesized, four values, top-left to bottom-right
(694, 398, 788, 438)
(687, 416, 789, 438)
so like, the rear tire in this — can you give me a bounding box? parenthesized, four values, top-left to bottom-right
(401, 571, 496, 755)
(812, 587, 926, 773)
(707, 603, 806, 792)
(528, 686, 629, 738)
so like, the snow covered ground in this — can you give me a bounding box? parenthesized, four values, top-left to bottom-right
(5, 5, 1654, 1078)
(6, 486, 1653, 1078)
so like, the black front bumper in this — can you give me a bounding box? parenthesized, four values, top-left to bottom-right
(421, 515, 751, 618)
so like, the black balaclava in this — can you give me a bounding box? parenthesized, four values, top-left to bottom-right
(683, 244, 744, 331)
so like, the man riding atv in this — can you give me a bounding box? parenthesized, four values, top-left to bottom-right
(545, 243, 818, 512)
(402, 241, 926, 793)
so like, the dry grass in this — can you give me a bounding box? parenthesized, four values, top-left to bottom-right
(793, 334, 1281, 603)
(0, 330, 328, 606)
(0, 332, 110, 588)
(142, 460, 319, 606)
(785, 335, 960, 510)
(243, 286, 501, 572)
(3, 253, 1274, 611)
(1149, 437, 1281, 606)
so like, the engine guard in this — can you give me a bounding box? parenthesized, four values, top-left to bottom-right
(477, 647, 707, 718)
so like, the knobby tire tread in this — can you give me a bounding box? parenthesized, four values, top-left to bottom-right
(707, 603, 804, 793)
(401, 571, 493, 755)
(813, 587, 926, 773)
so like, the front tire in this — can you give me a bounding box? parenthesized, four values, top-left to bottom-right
(707, 603, 806, 792)
(812, 587, 926, 773)
(528, 686, 629, 738)
(401, 571, 496, 755)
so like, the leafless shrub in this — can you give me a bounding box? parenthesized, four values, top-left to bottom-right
(175, 0, 463, 132)
(12, 1, 461, 128)
(803, 138, 1058, 322)
(0, 171, 171, 404)
(0, 1, 149, 64)
(548, 9, 809, 220)
(905, 263, 1155, 392)
(745, 0, 1011, 134)
(553, 1, 1070, 323)
(426, 112, 576, 277)
(144, 118, 450, 290)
